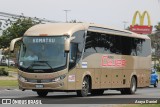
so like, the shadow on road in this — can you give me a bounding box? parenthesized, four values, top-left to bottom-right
(20, 92, 129, 99)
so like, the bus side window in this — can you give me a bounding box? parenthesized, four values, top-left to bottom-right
(71, 30, 85, 62)
(69, 43, 78, 70)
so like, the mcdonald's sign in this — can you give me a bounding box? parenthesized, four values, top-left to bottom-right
(130, 11, 152, 34)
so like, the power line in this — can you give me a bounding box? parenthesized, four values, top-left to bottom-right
(0, 11, 58, 23)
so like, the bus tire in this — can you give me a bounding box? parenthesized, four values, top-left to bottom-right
(36, 90, 48, 97)
(91, 89, 104, 96)
(121, 77, 137, 95)
(154, 81, 158, 88)
(77, 77, 89, 97)
(127, 77, 137, 94)
(130, 77, 137, 94)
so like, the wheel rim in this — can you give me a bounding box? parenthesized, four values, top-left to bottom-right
(82, 79, 88, 95)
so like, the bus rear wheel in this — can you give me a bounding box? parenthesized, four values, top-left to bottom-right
(77, 77, 90, 97)
(36, 90, 48, 97)
(129, 77, 137, 94)
(91, 89, 104, 96)
(121, 77, 137, 95)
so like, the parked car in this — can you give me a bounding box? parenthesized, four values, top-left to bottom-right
(0, 55, 7, 66)
(1, 59, 15, 66)
(1, 59, 7, 66)
(7, 59, 16, 66)
(150, 68, 159, 87)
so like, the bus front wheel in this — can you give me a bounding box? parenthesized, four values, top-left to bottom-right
(77, 77, 90, 97)
(36, 90, 48, 97)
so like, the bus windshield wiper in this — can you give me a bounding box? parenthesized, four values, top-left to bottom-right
(36, 61, 54, 71)
(27, 61, 42, 69)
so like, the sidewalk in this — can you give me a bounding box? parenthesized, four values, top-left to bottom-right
(0, 86, 18, 91)
(0, 71, 17, 80)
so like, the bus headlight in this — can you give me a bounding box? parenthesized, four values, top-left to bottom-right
(19, 75, 27, 82)
(52, 74, 66, 82)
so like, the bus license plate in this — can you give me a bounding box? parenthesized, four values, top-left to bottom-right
(35, 84, 44, 88)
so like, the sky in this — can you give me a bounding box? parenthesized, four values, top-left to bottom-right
(0, 0, 160, 30)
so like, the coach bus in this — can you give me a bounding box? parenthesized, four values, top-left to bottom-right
(10, 23, 151, 97)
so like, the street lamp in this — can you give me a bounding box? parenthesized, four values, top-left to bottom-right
(63, 10, 71, 22)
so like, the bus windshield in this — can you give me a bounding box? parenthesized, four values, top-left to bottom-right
(19, 36, 67, 73)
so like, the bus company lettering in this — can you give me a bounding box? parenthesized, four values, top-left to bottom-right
(101, 56, 126, 67)
(33, 38, 55, 43)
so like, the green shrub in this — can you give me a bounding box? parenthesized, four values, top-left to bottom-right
(156, 66, 160, 72)
(0, 68, 9, 76)
(153, 64, 160, 72)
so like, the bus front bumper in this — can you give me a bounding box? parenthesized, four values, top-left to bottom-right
(18, 79, 67, 90)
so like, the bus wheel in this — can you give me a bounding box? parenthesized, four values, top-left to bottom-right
(127, 77, 137, 94)
(91, 89, 104, 96)
(77, 77, 89, 97)
(36, 90, 48, 97)
(130, 77, 137, 94)
(121, 77, 136, 94)
(154, 81, 158, 88)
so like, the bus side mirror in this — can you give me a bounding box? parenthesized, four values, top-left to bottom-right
(10, 37, 22, 53)
(64, 38, 70, 52)
(64, 37, 75, 52)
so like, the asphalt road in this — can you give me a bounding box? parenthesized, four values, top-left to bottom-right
(0, 84, 160, 105)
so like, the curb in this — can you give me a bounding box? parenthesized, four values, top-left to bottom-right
(0, 86, 18, 91)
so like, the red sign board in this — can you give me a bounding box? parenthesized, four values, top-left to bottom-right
(101, 56, 126, 67)
(130, 25, 152, 34)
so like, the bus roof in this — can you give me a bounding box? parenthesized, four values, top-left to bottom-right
(24, 23, 150, 39)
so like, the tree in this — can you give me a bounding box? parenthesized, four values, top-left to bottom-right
(69, 19, 82, 23)
(155, 22, 160, 31)
(0, 17, 41, 49)
(148, 22, 160, 70)
(125, 26, 130, 31)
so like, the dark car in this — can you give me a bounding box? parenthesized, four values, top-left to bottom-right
(150, 68, 159, 87)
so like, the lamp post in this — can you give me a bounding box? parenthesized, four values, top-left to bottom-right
(64, 10, 71, 22)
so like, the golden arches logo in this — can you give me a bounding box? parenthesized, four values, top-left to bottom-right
(132, 11, 151, 27)
(130, 11, 152, 34)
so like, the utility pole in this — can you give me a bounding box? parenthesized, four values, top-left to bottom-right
(64, 10, 71, 22)
(123, 21, 128, 29)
